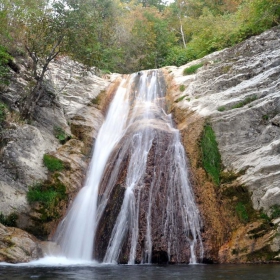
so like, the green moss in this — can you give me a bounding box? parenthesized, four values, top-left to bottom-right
(270, 205, 280, 219)
(200, 123, 221, 185)
(179, 84, 186, 92)
(43, 154, 64, 172)
(0, 45, 12, 85)
(175, 94, 187, 103)
(27, 181, 66, 205)
(183, 63, 203, 75)
(221, 184, 259, 223)
(236, 202, 249, 223)
(220, 171, 239, 184)
(0, 212, 18, 227)
(53, 126, 70, 144)
(262, 115, 269, 121)
(217, 106, 226, 112)
(231, 95, 257, 109)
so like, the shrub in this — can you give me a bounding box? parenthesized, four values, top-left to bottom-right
(201, 123, 221, 185)
(0, 212, 18, 227)
(27, 182, 66, 206)
(175, 95, 187, 103)
(43, 154, 64, 172)
(179, 85, 186, 92)
(183, 63, 203, 75)
(53, 126, 69, 144)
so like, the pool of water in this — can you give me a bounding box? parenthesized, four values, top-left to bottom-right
(1, 263, 280, 280)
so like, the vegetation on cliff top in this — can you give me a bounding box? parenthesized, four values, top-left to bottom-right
(0, 0, 278, 118)
(0, 0, 279, 75)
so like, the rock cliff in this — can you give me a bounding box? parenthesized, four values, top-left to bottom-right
(0, 56, 111, 261)
(165, 26, 280, 262)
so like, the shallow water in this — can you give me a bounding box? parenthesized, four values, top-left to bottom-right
(1, 263, 280, 280)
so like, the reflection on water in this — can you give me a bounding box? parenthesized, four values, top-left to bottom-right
(0, 264, 280, 280)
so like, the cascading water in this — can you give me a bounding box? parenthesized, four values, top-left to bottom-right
(54, 77, 131, 260)
(54, 70, 203, 264)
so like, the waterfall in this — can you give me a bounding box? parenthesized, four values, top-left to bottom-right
(54, 77, 131, 260)
(54, 70, 203, 264)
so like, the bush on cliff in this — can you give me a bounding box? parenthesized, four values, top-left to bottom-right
(43, 154, 64, 172)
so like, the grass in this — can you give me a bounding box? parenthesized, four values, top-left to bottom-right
(236, 202, 249, 223)
(53, 126, 69, 144)
(217, 95, 258, 112)
(27, 181, 66, 208)
(175, 94, 187, 103)
(43, 154, 64, 172)
(217, 106, 226, 112)
(231, 95, 257, 109)
(179, 84, 186, 92)
(183, 63, 203, 75)
(200, 123, 221, 185)
(270, 205, 280, 219)
(0, 212, 18, 227)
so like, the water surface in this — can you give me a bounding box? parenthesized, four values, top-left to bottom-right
(1, 264, 280, 280)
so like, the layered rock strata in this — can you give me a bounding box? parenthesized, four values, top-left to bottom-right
(166, 26, 280, 262)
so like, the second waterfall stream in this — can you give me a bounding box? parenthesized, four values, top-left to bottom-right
(54, 70, 204, 264)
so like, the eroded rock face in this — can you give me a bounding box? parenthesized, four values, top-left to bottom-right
(0, 56, 109, 261)
(166, 26, 280, 262)
(0, 224, 42, 263)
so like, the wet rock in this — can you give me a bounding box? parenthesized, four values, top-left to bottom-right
(0, 224, 42, 263)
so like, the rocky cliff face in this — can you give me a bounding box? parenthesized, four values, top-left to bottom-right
(165, 26, 280, 262)
(0, 56, 112, 261)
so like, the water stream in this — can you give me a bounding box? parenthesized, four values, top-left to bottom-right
(54, 70, 203, 264)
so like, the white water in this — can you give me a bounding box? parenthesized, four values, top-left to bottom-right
(96, 71, 203, 264)
(51, 70, 203, 264)
(54, 77, 132, 260)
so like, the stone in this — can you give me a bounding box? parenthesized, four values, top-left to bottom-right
(166, 26, 280, 262)
(0, 224, 42, 263)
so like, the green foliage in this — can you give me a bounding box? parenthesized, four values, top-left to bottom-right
(200, 123, 221, 185)
(236, 202, 249, 223)
(0, 212, 18, 227)
(260, 211, 270, 222)
(183, 63, 203, 75)
(270, 205, 280, 219)
(53, 126, 69, 144)
(231, 95, 257, 109)
(27, 182, 66, 207)
(220, 171, 239, 184)
(217, 106, 226, 112)
(0, 45, 12, 85)
(164, 46, 197, 67)
(262, 115, 269, 121)
(91, 95, 101, 105)
(0, 102, 7, 124)
(43, 154, 64, 172)
(175, 94, 187, 103)
(179, 85, 185, 92)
